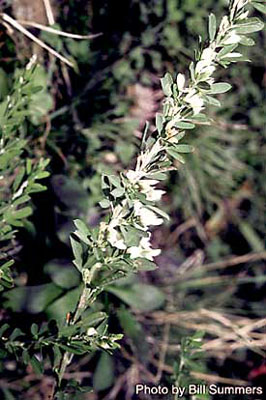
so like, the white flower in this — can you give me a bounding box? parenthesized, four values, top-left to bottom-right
(176, 73, 186, 91)
(195, 60, 216, 76)
(127, 171, 165, 202)
(127, 236, 161, 261)
(106, 204, 127, 249)
(145, 188, 165, 202)
(126, 169, 144, 183)
(238, 10, 249, 20)
(134, 201, 164, 229)
(201, 48, 216, 61)
(184, 91, 204, 115)
(194, 47, 217, 78)
(220, 16, 230, 32)
(236, 0, 248, 11)
(108, 226, 127, 250)
(99, 340, 112, 350)
(167, 132, 179, 144)
(230, 0, 248, 20)
(223, 32, 241, 45)
(87, 327, 97, 336)
(26, 54, 37, 70)
(139, 179, 166, 202)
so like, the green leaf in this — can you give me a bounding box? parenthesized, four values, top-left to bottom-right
(30, 355, 44, 375)
(26, 159, 32, 174)
(115, 141, 135, 165)
(13, 167, 25, 192)
(99, 199, 110, 208)
(30, 323, 39, 336)
(175, 121, 195, 130)
(156, 113, 164, 134)
(46, 286, 81, 322)
(134, 258, 158, 271)
(107, 259, 133, 273)
(0, 260, 14, 290)
(239, 38, 255, 49)
(190, 113, 208, 122)
(10, 206, 32, 220)
(80, 311, 107, 329)
(117, 307, 148, 359)
(73, 219, 91, 244)
(166, 148, 186, 163)
(198, 81, 211, 91)
(111, 187, 125, 198)
(252, 2, 266, 14)
(0, 68, 8, 100)
(208, 13, 216, 42)
(22, 349, 30, 364)
(210, 82, 232, 94)
(108, 174, 121, 188)
(218, 44, 238, 58)
(121, 226, 144, 247)
(13, 195, 30, 207)
(117, 307, 142, 342)
(174, 144, 194, 153)
(234, 18, 264, 34)
(44, 260, 80, 289)
(3, 283, 63, 314)
(160, 72, 173, 96)
(51, 175, 88, 213)
(174, 131, 186, 142)
(28, 182, 47, 193)
(0, 323, 10, 337)
(9, 328, 24, 341)
(106, 283, 165, 311)
(205, 96, 221, 107)
(58, 343, 87, 355)
(93, 353, 115, 392)
(70, 235, 83, 270)
(35, 171, 50, 179)
(221, 55, 250, 63)
(148, 172, 167, 180)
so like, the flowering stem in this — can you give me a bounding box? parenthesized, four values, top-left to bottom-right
(52, 0, 264, 396)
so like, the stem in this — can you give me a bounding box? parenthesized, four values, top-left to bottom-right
(50, 285, 92, 399)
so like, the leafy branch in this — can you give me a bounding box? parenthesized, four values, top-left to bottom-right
(0, 57, 50, 290)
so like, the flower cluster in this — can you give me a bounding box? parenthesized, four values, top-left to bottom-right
(126, 170, 166, 202)
(92, 0, 264, 269)
(102, 197, 165, 261)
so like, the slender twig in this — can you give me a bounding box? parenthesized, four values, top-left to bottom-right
(18, 20, 102, 40)
(190, 372, 248, 386)
(42, 0, 55, 25)
(0, 13, 74, 67)
(155, 322, 170, 382)
(203, 251, 266, 271)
